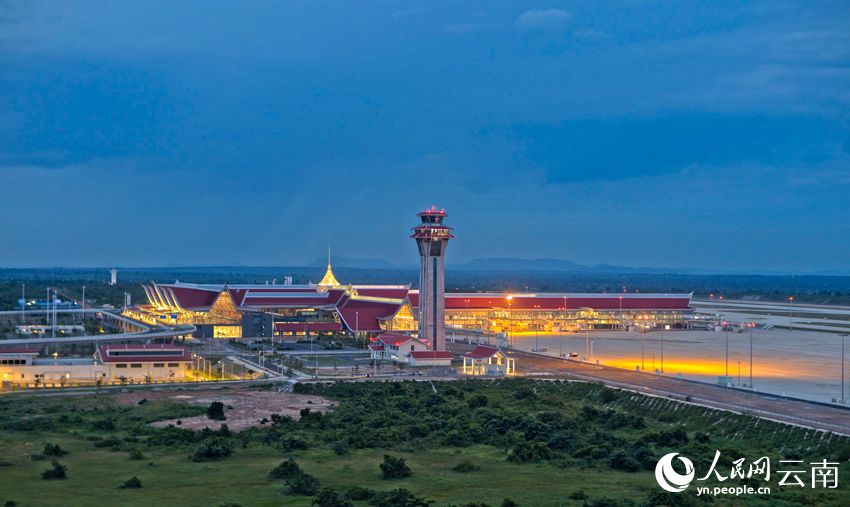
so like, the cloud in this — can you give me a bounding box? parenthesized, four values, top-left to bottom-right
(515, 8, 571, 33)
(446, 22, 485, 34)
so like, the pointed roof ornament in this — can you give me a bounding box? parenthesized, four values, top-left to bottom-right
(318, 247, 341, 288)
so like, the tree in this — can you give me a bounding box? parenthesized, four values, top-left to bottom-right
(270, 458, 301, 480)
(207, 401, 226, 421)
(118, 376, 128, 386)
(380, 454, 412, 479)
(119, 476, 142, 489)
(312, 488, 354, 507)
(286, 472, 320, 496)
(41, 460, 67, 480)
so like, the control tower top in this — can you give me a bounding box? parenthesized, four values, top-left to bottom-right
(411, 206, 455, 239)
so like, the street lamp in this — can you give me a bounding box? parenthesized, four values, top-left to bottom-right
(841, 334, 847, 404)
(355, 311, 360, 350)
(641, 315, 646, 371)
(660, 328, 664, 373)
(725, 328, 729, 379)
(506, 296, 513, 349)
(558, 296, 567, 357)
(789, 297, 794, 331)
(749, 323, 754, 389)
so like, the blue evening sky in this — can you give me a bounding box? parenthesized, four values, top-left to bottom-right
(1, 1, 848, 272)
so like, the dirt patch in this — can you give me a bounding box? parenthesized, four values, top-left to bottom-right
(114, 386, 334, 432)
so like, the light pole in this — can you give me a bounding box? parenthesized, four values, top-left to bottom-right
(725, 329, 729, 378)
(749, 323, 754, 388)
(355, 311, 359, 350)
(82, 285, 85, 311)
(506, 296, 513, 349)
(641, 315, 645, 371)
(789, 297, 794, 331)
(841, 334, 847, 404)
(21, 283, 25, 324)
(661, 328, 664, 373)
(52, 290, 57, 340)
(562, 296, 566, 359)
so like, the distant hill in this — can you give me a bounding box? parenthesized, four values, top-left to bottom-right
(308, 256, 399, 270)
(449, 258, 583, 271)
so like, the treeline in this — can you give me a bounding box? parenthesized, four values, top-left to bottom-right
(3, 268, 850, 310)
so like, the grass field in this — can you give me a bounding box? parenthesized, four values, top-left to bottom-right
(1, 379, 848, 507)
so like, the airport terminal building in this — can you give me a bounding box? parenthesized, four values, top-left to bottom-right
(127, 262, 694, 341)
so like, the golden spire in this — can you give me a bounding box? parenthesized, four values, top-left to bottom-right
(318, 246, 340, 287)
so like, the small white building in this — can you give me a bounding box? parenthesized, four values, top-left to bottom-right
(0, 344, 191, 388)
(370, 333, 428, 363)
(461, 345, 517, 376)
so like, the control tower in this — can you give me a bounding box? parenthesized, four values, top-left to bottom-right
(411, 206, 455, 351)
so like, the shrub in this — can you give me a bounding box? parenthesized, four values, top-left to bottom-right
(286, 472, 320, 496)
(129, 448, 145, 461)
(332, 441, 349, 455)
(192, 438, 232, 462)
(30, 454, 46, 461)
(657, 412, 676, 423)
(508, 441, 551, 463)
(92, 418, 116, 431)
(369, 488, 431, 507)
(218, 504, 243, 507)
(41, 460, 67, 480)
(280, 436, 309, 452)
(270, 458, 301, 480)
(312, 487, 354, 507)
(43, 443, 68, 457)
(599, 388, 617, 403)
(94, 436, 122, 448)
(656, 428, 689, 447)
(500, 499, 517, 507)
(380, 454, 412, 479)
(119, 476, 142, 489)
(468, 394, 489, 409)
(569, 490, 588, 501)
(610, 451, 641, 472)
(207, 401, 226, 421)
(452, 460, 480, 473)
(346, 485, 376, 501)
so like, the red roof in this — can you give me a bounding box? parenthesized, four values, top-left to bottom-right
(166, 285, 220, 310)
(275, 322, 342, 332)
(409, 351, 453, 359)
(378, 332, 421, 346)
(408, 292, 693, 311)
(96, 344, 191, 364)
(0, 348, 39, 355)
(354, 287, 410, 300)
(338, 298, 406, 332)
(369, 344, 385, 351)
(462, 346, 502, 360)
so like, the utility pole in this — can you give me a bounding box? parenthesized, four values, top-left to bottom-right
(641, 316, 645, 371)
(789, 297, 794, 331)
(841, 334, 847, 404)
(750, 323, 754, 388)
(661, 329, 664, 373)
